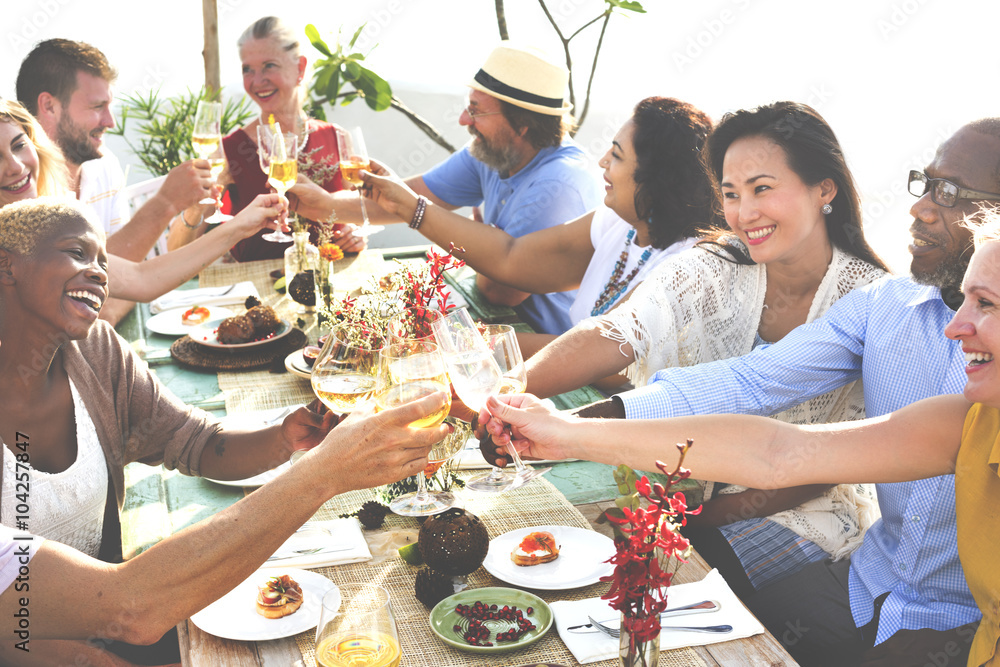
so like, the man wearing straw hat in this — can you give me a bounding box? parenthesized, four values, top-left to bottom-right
(354, 42, 602, 335)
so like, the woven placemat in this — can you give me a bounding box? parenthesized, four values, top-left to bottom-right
(170, 328, 307, 371)
(288, 475, 706, 667)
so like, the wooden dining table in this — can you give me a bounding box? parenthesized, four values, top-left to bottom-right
(116, 246, 798, 667)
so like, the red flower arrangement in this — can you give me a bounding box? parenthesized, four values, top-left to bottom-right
(602, 440, 698, 650)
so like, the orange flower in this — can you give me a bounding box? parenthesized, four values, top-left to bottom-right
(319, 243, 344, 262)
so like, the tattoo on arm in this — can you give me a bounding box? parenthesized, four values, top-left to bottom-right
(213, 434, 227, 458)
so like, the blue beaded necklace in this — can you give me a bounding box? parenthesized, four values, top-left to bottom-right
(591, 228, 652, 316)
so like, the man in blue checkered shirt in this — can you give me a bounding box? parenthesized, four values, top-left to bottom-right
(508, 120, 1000, 666)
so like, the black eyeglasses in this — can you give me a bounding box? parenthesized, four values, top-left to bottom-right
(907, 170, 1000, 208)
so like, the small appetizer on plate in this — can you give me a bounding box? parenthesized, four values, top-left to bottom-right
(510, 531, 559, 566)
(256, 574, 304, 619)
(182, 306, 211, 326)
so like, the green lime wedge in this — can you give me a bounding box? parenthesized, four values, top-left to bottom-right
(398, 542, 423, 565)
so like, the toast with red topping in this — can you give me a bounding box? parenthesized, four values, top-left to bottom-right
(510, 531, 559, 566)
(255, 574, 304, 619)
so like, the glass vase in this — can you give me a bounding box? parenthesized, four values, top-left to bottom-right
(315, 258, 336, 331)
(284, 231, 318, 315)
(619, 614, 660, 667)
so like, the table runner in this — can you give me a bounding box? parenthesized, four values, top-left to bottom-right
(287, 476, 705, 667)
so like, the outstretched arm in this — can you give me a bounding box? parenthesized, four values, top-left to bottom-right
(0, 392, 449, 644)
(107, 194, 286, 302)
(524, 320, 636, 398)
(481, 392, 968, 488)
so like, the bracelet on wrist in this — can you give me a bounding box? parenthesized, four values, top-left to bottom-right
(180, 209, 204, 229)
(409, 195, 428, 230)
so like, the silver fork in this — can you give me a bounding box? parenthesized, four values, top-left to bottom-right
(586, 615, 733, 639)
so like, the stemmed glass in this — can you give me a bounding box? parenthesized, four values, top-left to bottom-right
(432, 308, 550, 489)
(337, 126, 383, 238)
(256, 124, 298, 243)
(192, 101, 232, 225)
(376, 341, 459, 516)
(314, 584, 401, 667)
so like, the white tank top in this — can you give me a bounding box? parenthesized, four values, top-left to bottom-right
(2, 378, 108, 557)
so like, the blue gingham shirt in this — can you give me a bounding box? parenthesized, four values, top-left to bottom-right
(620, 275, 979, 641)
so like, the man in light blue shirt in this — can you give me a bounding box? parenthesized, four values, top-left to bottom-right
(512, 119, 1000, 665)
(384, 43, 601, 334)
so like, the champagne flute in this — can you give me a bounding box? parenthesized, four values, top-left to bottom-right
(257, 123, 298, 243)
(337, 126, 383, 238)
(315, 584, 401, 667)
(203, 145, 232, 225)
(432, 309, 549, 489)
(191, 101, 223, 207)
(377, 341, 457, 516)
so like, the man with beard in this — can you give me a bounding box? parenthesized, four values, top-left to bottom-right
(354, 42, 601, 335)
(16, 39, 212, 324)
(501, 120, 1000, 665)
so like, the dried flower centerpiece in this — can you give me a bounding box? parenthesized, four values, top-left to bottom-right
(603, 441, 697, 667)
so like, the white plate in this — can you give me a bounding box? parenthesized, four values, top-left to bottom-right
(483, 525, 615, 590)
(205, 461, 291, 488)
(146, 306, 233, 337)
(190, 567, 336, 641)
(284, 350, 314, 379)
(189, 317, 293, 349)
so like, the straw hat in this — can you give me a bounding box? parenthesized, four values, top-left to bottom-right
(469, 42, 572, 116)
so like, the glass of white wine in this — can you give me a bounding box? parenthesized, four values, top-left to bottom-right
(192, 101, 223, 208)
(311, 329, 378, 415)
(315, 584, 401, 667)
(432, 309, 549, 490)
(256, 124, 298, 243)
(377, 341, 457, 516)
(337, 126, 383, 238)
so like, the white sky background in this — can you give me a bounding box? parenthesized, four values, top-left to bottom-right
(3, 0, 999, 272)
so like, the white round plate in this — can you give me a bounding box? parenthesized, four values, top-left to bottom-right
(189, 317, 293, 349)
(190, 567, 335, 641)
(146, 306, 233, 337)
(483, 525, 615, 590)
(204, 461, 290, 488)
(284, 350, 313, 379)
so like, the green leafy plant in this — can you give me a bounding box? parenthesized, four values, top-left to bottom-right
(109, 88, 255, 177)
(604, 462, 701, 540)
(304, 23, 456, 153)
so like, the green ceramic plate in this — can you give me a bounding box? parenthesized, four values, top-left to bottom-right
(429, 587, 553, 654)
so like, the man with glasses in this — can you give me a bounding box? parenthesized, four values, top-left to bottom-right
(324, 42, 601, 335)
(511, 119, 1000, 665)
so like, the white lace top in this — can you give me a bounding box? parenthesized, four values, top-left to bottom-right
(2, 378, 107, 558)
(598, 242, 887, 559)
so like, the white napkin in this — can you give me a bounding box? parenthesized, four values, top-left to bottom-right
(552, 569, 765, 664)
(260, 518, 372, 570)
(149, 281, 259, 314)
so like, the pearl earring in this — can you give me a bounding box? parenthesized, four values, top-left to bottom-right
(822, 203, 833, 215)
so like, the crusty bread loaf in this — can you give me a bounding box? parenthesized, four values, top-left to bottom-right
(510, 531, 559, 566)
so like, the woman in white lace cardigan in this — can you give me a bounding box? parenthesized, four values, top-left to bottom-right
(519, 101, 892, 597)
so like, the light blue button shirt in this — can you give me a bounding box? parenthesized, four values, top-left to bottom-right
(620, 275, 978, 641)
(422, 140, 602, 335)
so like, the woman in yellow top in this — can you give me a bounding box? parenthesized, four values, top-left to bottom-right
(479, 212, 1000, 667)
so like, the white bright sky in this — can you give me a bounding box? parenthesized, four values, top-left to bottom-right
(4, 0, 1000, 271)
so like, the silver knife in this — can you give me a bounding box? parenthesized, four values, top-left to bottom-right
(565, 599, 720, 633)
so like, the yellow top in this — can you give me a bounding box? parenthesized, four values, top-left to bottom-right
(957, 403, 1000, 666)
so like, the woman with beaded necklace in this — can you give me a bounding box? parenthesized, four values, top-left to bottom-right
(515, 101, 892, 601)
(361, 96, 717, 366)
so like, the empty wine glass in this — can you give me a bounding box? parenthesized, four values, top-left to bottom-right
(432, 308, 549, 490)
(377, 341, 458, 516)
(314, 585, 401, 667)
(337, 126, 383, 238)
(256, 123, 298, 243)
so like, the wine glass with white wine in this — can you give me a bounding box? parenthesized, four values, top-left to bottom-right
(376, 341, 459, 516)
(256, 123, 298, 243)
(315, 584, 401, 667)
(191, 101, 230, 222)
(432, 309, 550, 490)
(337, 126, 383, 238)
